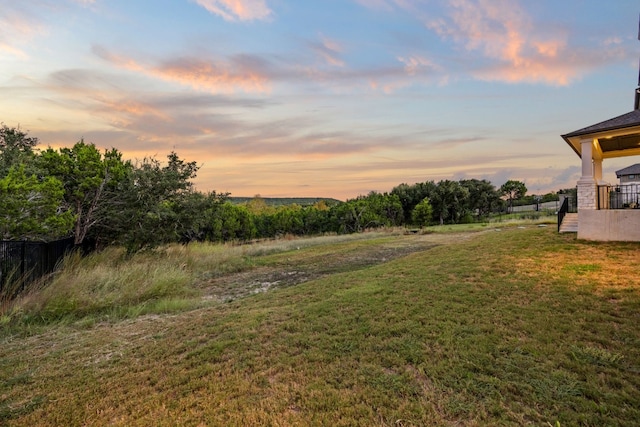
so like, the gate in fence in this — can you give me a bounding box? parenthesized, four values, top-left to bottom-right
(0, 237, 75, 297)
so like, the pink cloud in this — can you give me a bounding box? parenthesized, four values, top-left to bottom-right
(93, 46, 271, 94)
(158, 57, 271, 93)
(0, 6, 45, 59)
(533, 40, 562, 58)
(94, 98, 172, 128)
(357, 0, 626, 86)
(192, 0, 272, 21)
(397, 55, 438, 76)
(0, 1, 100, 59)
(309, 35, 345, 67)
(426, 0, 577, 85)
(0, 42, 28, 59)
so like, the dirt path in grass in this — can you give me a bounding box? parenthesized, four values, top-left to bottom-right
(199, 232, 478, 303)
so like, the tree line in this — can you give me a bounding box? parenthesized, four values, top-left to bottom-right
(1, 125, 563, 252)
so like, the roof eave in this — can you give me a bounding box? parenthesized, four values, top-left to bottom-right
(563, 122, 640, 139)
(561, 134, 582, 158)
(563, 109, 640, 138)
(562, 123, 640, 159)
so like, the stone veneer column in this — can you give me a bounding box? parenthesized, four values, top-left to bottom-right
(577, 138, 597, 210)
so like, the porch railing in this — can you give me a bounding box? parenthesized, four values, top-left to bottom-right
(557, 197, 569, 232)
(597, 184, 640, 210)
(557, 195, 577, 232)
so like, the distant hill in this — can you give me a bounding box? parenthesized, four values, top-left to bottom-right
(228, 197, 341, 207)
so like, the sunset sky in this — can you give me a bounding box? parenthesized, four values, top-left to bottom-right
(1, 0, 639, 199)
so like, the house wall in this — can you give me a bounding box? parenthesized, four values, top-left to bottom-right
(578, 210, 640, 241)
(620, 175, 640, 184)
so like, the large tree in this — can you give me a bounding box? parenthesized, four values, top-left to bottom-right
(460, 179, 503, 219)
(172, 190, 229, 243)
(430, 180, 470, 225)
(0, 165, 75, 240)
(100, 152, 200, 252)
(331, 192, 403, 233)
(391, 181, 436, 223)
(204, 202, 256, 242)
(0, 124, 39, 177)
(500, 180, 527, 213)
(38, 141, 130, 245)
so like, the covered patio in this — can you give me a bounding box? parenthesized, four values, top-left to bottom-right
(561, 109, 640, 241)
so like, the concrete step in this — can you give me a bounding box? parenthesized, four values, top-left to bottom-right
(559, 213, 578, 233)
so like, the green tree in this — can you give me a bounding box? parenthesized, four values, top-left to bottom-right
(411, 198, 433, 227)
(271, 205, 304, 236)
(330, 199, 370, 233)
(0, 165, 75, 240)
(329, 192, 403, 233)
(101, 152, 200, 252)
(207, 202, 256, 242)
(170, 190, 228, 243)
(391, 181, 436, 224)
(430, 180, 470, 225)
(460, 179, 503, 219)
(301, 204, 331, 235)
(558, 187, 577, 201)
(39, 141, 129, 245)
(500, 180, 527, 213)
(0, 124, 39, 177)
(245, 195, 272, 215)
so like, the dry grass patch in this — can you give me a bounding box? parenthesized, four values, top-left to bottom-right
(512, 235, 640, 294)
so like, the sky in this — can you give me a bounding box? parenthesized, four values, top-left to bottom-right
(1, 0, 639, 200)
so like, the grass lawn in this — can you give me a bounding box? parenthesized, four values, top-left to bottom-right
(1, 226, 639, 426)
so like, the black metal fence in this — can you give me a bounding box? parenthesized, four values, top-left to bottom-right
(0, 237, 75, 298)
(557, 197, 569, 232)
(598, 184, 640, 209)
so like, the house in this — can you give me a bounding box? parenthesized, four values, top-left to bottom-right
(610, 164, 640, 209)
(560, 108, 640, 241)
(615, 163, 640, 183)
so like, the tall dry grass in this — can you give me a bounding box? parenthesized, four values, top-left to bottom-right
(4, 231, 397, 324)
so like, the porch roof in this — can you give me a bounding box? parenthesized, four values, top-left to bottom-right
(562, 109, 640, 159)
